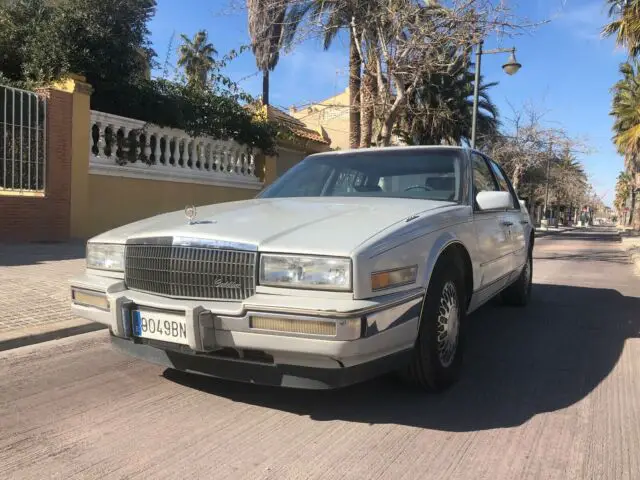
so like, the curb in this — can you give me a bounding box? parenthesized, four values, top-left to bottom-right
(535, 227, 576, 238)
(0, 321, 107, 352)
(621, 238, 640, 276)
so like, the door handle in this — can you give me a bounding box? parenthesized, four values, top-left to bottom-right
(501, 221, 514, 227)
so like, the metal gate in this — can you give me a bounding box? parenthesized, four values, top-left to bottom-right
(0, 85, 47, 193)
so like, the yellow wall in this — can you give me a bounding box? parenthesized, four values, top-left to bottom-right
(290, 88, 351, 150)
(86, 175, 260, 237)
(61, 76, 316, 239)
(275, 149, 306, 176)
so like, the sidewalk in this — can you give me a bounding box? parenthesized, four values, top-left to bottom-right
(534, 225, 576, 237)
(620, 232, 640, 276)
(0, 242, 105, 351)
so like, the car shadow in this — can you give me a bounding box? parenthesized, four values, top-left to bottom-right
(162, 283, 640, 432)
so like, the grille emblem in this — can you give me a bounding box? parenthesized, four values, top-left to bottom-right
(185, 205, 197, 224)
(214, 278, 242, 289)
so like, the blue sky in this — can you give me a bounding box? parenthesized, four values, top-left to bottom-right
(149, 0, 625, 205)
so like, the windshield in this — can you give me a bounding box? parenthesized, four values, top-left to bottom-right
(258, 149, 465, 202)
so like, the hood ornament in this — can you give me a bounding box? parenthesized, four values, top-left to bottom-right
(185, 205, 197, 225)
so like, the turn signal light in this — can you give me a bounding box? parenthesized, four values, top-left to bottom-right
(371, 266, 418, 291)
(71, 288, 110, 311)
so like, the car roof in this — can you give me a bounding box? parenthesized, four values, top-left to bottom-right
(306, 145, 475, 159)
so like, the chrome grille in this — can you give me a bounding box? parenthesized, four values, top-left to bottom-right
(124, 241, 257, 301)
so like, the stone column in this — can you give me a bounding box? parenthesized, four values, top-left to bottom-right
(51, 74, 93, 239)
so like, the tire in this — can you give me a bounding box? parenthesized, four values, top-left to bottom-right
(402, 255, 467, 392)
(501, 249, 533, 307)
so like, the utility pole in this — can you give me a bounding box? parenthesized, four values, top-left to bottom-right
(543, 141, 552, 222)
(471, 41, 483, 149)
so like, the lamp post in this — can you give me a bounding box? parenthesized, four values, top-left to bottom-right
(543, 141, 553, 223)
(471, 41, 522, 149)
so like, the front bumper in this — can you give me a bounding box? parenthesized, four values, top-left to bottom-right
(70, 274, 424, 389)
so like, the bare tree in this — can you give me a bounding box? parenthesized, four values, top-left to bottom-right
(484, 104, 590, 193)
(349, 0, 536, 146)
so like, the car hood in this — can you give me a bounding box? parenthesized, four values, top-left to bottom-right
(92, 197, 455, 256)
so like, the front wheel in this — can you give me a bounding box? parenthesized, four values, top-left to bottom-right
(501, 251, 533, 306)
(402, 256, 467, 391)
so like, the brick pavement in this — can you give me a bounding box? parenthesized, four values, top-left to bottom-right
(0, 242, 103, 349)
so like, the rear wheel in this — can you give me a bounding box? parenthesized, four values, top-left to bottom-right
(402, 256, 467, 391)
(501, 250, 533, 306)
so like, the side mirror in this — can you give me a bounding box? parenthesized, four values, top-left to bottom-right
(476, 191, 513, 211)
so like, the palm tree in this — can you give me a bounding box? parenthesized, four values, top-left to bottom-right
(399, 52, 499, 146)
(611, 61, 640, 156)
(615, 171, 636, 225)
(247, 0, 290, 106)
(603, 0, 640, 57)
(284, 0, 368, 148)
(550, 151, 588, 220)
(611, 60, 640, 224)
(177, 30, 217, 91)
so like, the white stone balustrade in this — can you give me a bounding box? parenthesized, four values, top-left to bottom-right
(89, 110, 262, 189)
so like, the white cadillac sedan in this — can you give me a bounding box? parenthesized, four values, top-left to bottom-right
(70, 146, 534, 391)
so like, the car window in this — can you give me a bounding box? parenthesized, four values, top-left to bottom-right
(258, 149, 464, 203)
(489, 162, 510, 192)
(472, 154, 498, 193)
(270, 163, 333, 197)
(488, 160, 520, 209)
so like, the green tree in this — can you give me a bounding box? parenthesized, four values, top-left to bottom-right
(177, 30, 217, 91)
(610, 60, 640, 227)
(398, 51, 499, 146)
(0, 0, 156, 93)
(615, 171, 635, 225)
(611, 60, 640, 157)
(603, 0, 640, 57)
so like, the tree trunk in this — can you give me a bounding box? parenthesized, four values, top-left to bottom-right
(629, 189, 636, 227)
(359, 61, 376, 148)
(511, 164, 522, 193)
(348, 31, 361, 149)
(379, 115, 396, 146)
(262, 70, 269, 106)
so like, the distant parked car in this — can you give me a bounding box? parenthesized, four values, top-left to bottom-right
(70, 146, 534, 391)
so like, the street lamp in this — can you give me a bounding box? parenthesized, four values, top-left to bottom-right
(471, 41, 522, 149)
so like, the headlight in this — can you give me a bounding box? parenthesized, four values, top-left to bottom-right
(260, 254, 351, 291)
(86, 243, 125, 271)
(371, 266, 418, 291)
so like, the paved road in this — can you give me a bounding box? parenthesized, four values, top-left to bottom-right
(1, 228, 639, 480)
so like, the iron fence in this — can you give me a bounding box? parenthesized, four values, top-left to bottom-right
(0, 85, 47, 192)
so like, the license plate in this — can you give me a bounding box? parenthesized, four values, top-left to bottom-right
(132, 309, 189, 345)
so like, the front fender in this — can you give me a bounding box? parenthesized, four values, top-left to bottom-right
(420, 230, 460, 288)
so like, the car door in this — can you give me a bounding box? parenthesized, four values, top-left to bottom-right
(470, 153, 513, 297)
(486, 158, 527, 276)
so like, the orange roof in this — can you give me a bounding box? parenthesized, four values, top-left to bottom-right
(265, 105, 330, 145)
